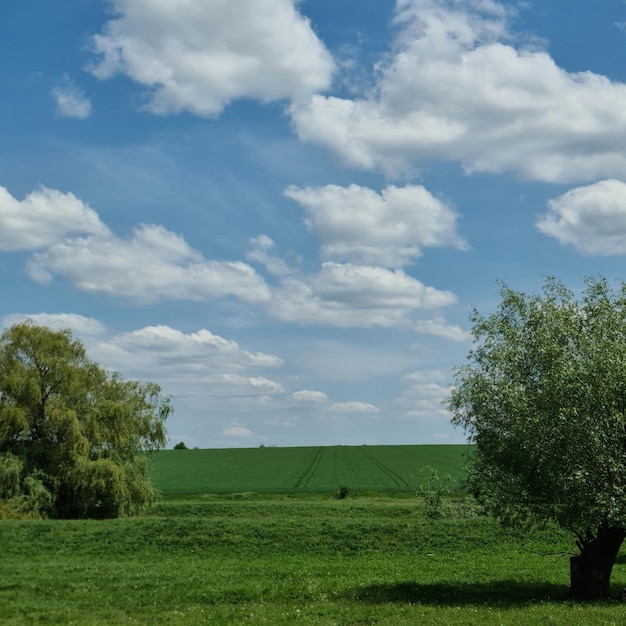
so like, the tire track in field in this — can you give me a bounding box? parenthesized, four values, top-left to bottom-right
(295, 446, 326, 488)
(360, 447, 410, 488)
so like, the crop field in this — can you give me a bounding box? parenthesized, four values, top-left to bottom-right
(150, 444, 471, 495)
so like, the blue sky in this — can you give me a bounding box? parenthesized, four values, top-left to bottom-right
(3, 0, 626, 448)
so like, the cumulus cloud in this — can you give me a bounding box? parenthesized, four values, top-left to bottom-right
(51, 77, 92, 119)
(291, 389, 329, 403)
(268, 262, 457, 327)
(2, 313, 107, 336)
(289, 0, 626, 183)
(395, 369, 451, 420)
(96, 324, 283, 373)
(90, 0, 334, 116)
(247, 234, 293, 276)
(3, 182, 457, 328)
(537, 179, 626, 255)
(2, 317, 284, 386)
(285, 183, 467, 267)
(328, 401, 379, 414)
(414, 316, 472, 341)
(26, 223, 270, 303)
(221, 426, 253, 438)
(88, 323, 289, 414)
(0, 185, 108, 252)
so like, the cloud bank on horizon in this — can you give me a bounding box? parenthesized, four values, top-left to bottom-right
(2, 0, 626, 448)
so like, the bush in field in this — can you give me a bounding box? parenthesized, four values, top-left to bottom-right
(417, 466, 451, 519)
(173, 442, 188, 450)
(0, 322, 172, 519)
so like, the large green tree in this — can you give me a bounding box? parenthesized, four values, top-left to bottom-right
(0, 321, 172, 519)
(448, 276, 626, 600)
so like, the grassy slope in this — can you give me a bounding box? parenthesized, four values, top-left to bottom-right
(150, 444, 472, 495)
(3, 446, 626, 624)
(1, 496, 626, 625)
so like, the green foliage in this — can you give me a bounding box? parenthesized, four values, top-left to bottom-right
(0, 321, 172, 519)
(0, 452, 22, 498)
(417, 466, 452, 518)
(173, 441, 188, 450)
(150, 444, 470, 495)
(448, 276, 626, 537)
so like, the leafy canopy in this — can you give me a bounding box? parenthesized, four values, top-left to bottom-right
(0, 321, 172, 518)
(448, 276, 626, 536)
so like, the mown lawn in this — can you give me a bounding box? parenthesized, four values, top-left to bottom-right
(1, 495, 626, 624)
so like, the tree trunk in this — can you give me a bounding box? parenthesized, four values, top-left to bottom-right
(570, 525, 626, 600)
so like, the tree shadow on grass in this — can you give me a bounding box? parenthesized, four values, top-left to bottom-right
(348, 580, 569, 608)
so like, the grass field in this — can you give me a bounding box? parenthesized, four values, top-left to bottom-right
(1, 495, 626, 625)
(2, 445, 626, 624)
(150, 444, 472, 495)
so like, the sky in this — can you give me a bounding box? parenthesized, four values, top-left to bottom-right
(4, 0, 626, 449)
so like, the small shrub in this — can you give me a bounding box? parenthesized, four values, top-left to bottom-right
(173, 442, 188, 450)
(337, 486, 350, 500)
(417, 466, 451, 518)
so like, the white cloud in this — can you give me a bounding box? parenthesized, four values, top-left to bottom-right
(248, 376, 286, 393)
(51, 77, 92, 119)
(5, 183, 457, 328)
(86, 324, 289, 418)
(395, 369, 451, 420)
(96, 324, 283, 372)
(289, 0, 626, 183)
(90, 0, 334, 116)
(0, 185, 108, 252)
(221, 426, 253, 438)
(328, 401, 379, 414)
(26, 223, 270, 303)
(285, 183, 467, 267)
(5, 180, 460, 333)
(247, 234, 293, 276)
(291, 389, 329, 403)
(537, 179, 626, 255)
(414, 316, 472, 341)
(269, 262, 457, 327)
(2, 313, 107, 336)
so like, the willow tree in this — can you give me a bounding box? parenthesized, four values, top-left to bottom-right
(448, 277, 626, 600)
(0, 321, 172, 519)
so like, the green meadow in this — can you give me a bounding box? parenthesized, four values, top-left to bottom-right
(2, 445, 626, 625)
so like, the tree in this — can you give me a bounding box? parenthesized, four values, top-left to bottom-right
(447, 276, 626, 600)
(0, 321, 172, 519)
(173, 441, 188, 450)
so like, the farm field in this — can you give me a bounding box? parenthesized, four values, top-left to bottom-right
(150, 444, 471, 495)
(1, 495, 626, 625)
